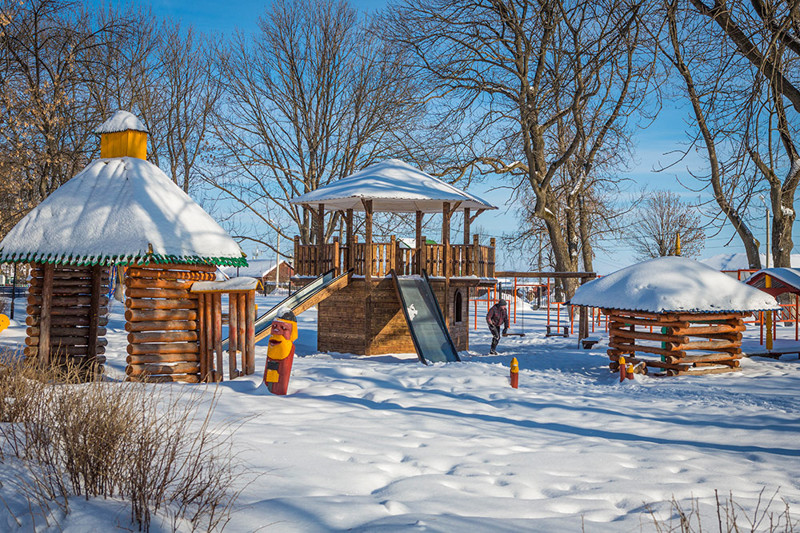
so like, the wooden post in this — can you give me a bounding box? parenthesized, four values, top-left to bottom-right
(578, 278, 590, 343)
(415, 210, 423, 275)
(293, 236, 301, 276)
(472, 234, 480, 277)
(229, 292, 239, 377)
(420, 235, 428, 274)
(332, 237, 340, 274)
(442, 202, 451, 326)
(198, 294, 207, 381)
(245, 290, 256, 374)
(390, 235, 397, 274)
(463, 208, 471, 276)
(213, 293, 223, 381)
(39, 263, 54, 365)
(237, 293, 246, 376)
(346, 208, 354, 271)
(489, 237, 496, 278)
(363, 199, 373, 283)
(87, 265, 103, 363)
(316, 203, 325, 276)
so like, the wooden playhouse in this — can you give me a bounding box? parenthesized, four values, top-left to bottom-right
(289, 159, 497, 356)
(571, 256, 779, 376)
(0, 111, 251, 382)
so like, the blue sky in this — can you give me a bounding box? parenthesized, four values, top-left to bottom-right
(120, 0, 788, 274)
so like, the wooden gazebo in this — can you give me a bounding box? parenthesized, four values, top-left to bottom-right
(0, 111, 247, 382)
(290, 159, 497, 355)
(571, 257, 779, 376)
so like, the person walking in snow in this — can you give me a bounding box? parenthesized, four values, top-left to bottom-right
(486, 299, 509, 355)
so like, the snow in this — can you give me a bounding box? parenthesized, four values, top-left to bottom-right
(1, 292, 800, 531)
(94, 110, 148, 134)
(290, 159, 496, 213)
(191, 277, 261, 292)
(571, 256, 779, 313)
(0, 157, 245, 266)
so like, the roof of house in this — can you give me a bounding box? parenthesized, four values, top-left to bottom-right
(290, 159, 496, 213)
(0, 157, 245, 266)
(571, 256, 779, 313)
(219, 258, 291, 278)
(744, 268, 800, 297)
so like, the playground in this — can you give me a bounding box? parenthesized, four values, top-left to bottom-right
(0, 112, 799, 530)
(2, 289, 800, 531)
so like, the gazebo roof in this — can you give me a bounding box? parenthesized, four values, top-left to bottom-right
(94, 110, 148, 134)
(571, 256, 778, 313)
(290, 159, 496, 213)
(0, 157, 246, 266)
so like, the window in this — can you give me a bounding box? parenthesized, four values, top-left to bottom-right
(454, 290, 463, 323)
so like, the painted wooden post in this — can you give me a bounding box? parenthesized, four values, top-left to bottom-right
(332, 237, 340, 274)
(489, 237, 496, 277)
(390, 235, 397, 274)
(472, 234, 481, 277)
(463, 208, 471, 276)
(363, 199, 373, 283)
(237, 293, 246, 376)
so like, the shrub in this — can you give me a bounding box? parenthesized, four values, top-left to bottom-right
(0, 352, 242, 531)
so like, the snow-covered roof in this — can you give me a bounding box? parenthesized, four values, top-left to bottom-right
(290, 159, 496, 213)
(571, 256, 779, 313)
(744, 268, 800, 296)
(0, 157, 246, 266)
(219, 258, 291, 278)
(701, 252, 800, 271)
(191, 277, 262, 292)
(94, 110, 148, 134)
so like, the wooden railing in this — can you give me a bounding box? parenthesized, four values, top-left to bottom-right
(293, 236, 495, 278)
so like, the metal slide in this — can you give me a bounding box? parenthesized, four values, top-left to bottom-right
(391, 270, 461, 365)
(222, 269, 350, 350)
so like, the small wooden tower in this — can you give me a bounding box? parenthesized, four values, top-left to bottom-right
(571, 257, 779, 376)
(0, 111, 247, 381)
(290, 159, 497, 356)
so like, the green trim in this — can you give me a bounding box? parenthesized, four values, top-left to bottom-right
(0, 251, 248, 267)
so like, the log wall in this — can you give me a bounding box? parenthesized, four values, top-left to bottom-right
(25, 263, 110, 375)
(124, 263, 216, 383)
(317, 278, 471, 356)
(604, 308, 748, 376)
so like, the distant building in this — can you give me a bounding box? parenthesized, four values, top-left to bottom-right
(220, 259, 294, 292)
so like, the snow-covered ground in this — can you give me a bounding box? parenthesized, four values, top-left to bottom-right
(1, 293, 799, 532)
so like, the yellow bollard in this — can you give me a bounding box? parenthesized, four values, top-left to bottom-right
(510, 357, 519, 388)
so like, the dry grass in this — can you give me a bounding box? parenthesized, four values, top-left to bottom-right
(646, 489, 799, 533)
(0, 351, 243, 531)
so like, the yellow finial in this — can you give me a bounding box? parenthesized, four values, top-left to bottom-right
(96, 110, 148, 160)
(510, 357, 519, 374)
(675, 232, 681, 256)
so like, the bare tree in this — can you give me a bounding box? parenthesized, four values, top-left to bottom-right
(0, 0, 131, 238)
(665, 0, 800, 269)
(205, 0, 431, 252)
(387, 0, 654, 297)
(628, 190, 705, 259)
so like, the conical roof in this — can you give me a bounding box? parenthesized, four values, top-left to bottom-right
(290, 159, 496, 213)
(0, 157, 245, 266)
(571, 256, 778, 313)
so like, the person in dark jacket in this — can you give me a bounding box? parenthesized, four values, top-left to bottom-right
(486, 299, 509, 355)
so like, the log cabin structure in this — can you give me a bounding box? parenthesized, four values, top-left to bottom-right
(290, 159, 497, 356)
(0, 111, 248, 382)
(571, 256, 779, 376)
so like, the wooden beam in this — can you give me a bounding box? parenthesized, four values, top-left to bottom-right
(495, 271, 597, 280)
(442, 202, 451, 325)
(87, 265, 102, 362)
(316, 203, 325, 276)
(469, 209, 485, 224)
(39, 264, 54, 365)
(362, 199, 373, 283)
(415, 210, 423, 275)
(346, 208, 354, 271)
